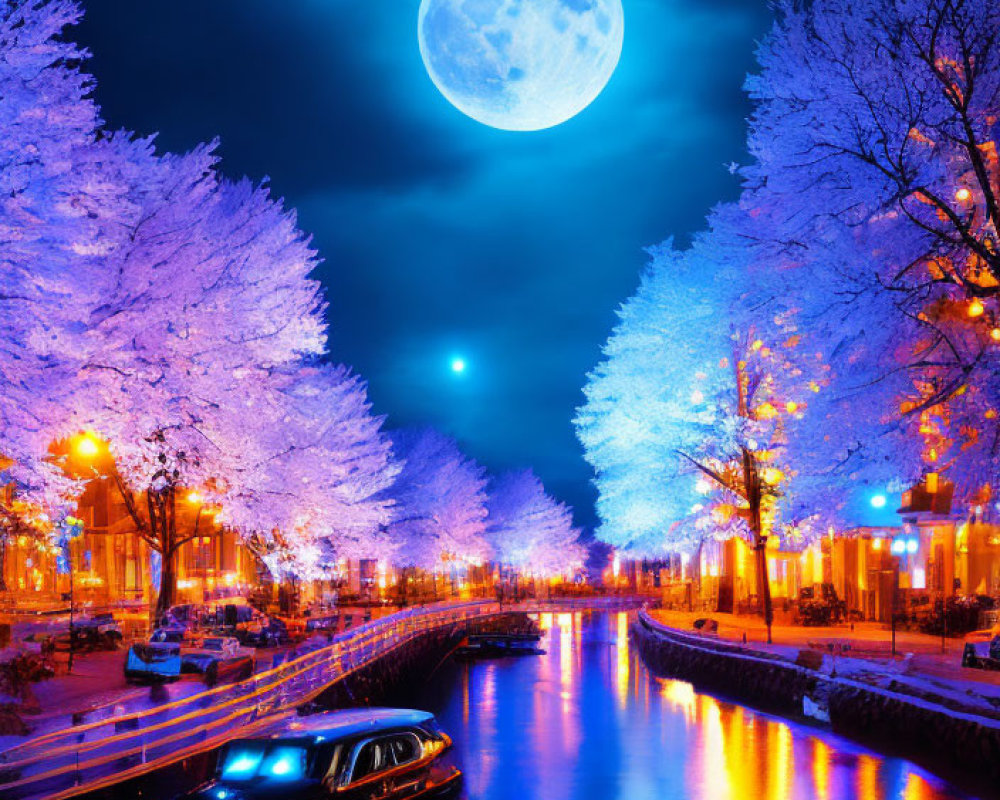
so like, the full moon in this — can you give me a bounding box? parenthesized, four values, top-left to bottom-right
(418, 0, 625, 132)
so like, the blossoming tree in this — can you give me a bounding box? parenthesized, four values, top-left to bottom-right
(384, 428, 490, 577)
(485, 469, 586, 577)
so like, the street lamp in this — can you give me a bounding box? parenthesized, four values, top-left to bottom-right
(74, 433, 100, 459)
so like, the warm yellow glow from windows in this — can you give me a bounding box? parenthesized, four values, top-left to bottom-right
(186, 491, 202, 505)
(969, 299, 985, 317)
(925, 472, 938, 493)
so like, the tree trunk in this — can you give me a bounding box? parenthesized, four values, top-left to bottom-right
(743, 448, 774, 643)
(0, 537, 7, 593)
(155, 549, 177, 624)
(148, 485, 178, 625)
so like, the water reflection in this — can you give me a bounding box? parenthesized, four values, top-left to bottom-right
(410, 611, 973, 800)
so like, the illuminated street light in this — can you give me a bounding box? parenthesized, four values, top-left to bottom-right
(955, 187, 972, 202)
(870, 494, 887, 509)
(187, 490, 202, 505)
(969, 299, 985, 318)
(75, 434, 99, 458)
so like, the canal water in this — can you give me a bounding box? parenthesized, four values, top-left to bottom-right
(408, 611, 975, 800)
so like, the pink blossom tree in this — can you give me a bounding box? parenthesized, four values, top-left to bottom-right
(485, 469, 585, 577)
(384, 428, 489, 575)
(217, 362, 397, 581)
(0, 0, 119, 513)
(67, 141, 330, 617)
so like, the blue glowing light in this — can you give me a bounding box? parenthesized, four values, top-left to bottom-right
(906, 538, 919, 554)
(450, 357, 466, 374)
(261, 746, 306, 780)
(890, 538, 906, 555)
(870, 494, 887, 509)
(221, 751, 262, 779)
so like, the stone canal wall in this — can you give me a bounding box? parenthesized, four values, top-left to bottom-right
(632, 611, 1000, 792)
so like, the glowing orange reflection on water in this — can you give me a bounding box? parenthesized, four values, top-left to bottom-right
(415, 613, 967, 800)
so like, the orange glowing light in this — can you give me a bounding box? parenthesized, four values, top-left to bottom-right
(955, 187, 972, 202)
(925, 472, 939, 493)
(762, 468, 784, 486)
(969, 299, 985, 318)
(186, 491, 202, 505)
(75, 434, 99, 458)
(991, 328, 1000, 342)
(757, 402, 778, 420)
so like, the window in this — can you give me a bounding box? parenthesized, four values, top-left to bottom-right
(388, 734, 419, 766)
(351, 740, 390, 781)
(347, 733, 422, 784)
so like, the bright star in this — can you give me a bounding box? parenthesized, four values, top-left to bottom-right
(451, 358, 466, 374)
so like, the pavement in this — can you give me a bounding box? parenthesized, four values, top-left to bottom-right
(5, 604, 405, 742)
(650, 608, 1000, 690)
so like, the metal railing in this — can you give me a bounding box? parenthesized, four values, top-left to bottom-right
(0, 595, 649, 800)
(0, 600, 497, 800)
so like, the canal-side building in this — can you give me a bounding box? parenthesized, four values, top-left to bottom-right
(1, 475, 257, 611)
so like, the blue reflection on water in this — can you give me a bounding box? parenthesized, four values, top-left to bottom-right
(410, 611, 974, 800)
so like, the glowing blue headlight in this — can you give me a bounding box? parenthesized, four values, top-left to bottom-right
(260, 746, 307, 780)
(220, 749, 263, 780)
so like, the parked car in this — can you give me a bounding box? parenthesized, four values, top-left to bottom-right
(182, 636, 256, 686)
(236, 617, 289, 648)
(124, 639, 182, 683)
(163, 603, 206, 629)
(69, 613, 123, 651)
(181, 708, 462, 799)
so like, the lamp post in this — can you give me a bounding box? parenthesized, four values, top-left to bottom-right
(59, 516, 84, 672)
(65, 433, 100, 673)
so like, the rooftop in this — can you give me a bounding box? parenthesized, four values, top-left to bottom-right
(254, 708, 435, 742)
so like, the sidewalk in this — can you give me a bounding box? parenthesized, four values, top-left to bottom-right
(650, 608, 1000, 702)
(9, 603, 402, 739)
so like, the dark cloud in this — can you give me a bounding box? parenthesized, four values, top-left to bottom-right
(77, 0, 773, 530)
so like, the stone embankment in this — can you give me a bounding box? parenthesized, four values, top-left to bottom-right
(632, 610, 1000, 794)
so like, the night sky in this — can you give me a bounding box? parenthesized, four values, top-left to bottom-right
(75, 1, 774, 530)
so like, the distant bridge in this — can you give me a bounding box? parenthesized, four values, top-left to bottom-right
(0, 596, 648, 800)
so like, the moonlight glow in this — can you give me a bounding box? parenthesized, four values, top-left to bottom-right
(418, 0, 625, 132)
(451, 357, 467, 374)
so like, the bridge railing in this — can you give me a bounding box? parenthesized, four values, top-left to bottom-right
(0, 596, 650, 800)
(0, 599, 496, 800)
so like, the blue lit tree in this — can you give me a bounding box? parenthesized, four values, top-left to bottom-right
(578, 232, 819, 639)
(741, 0, 1000, 499)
